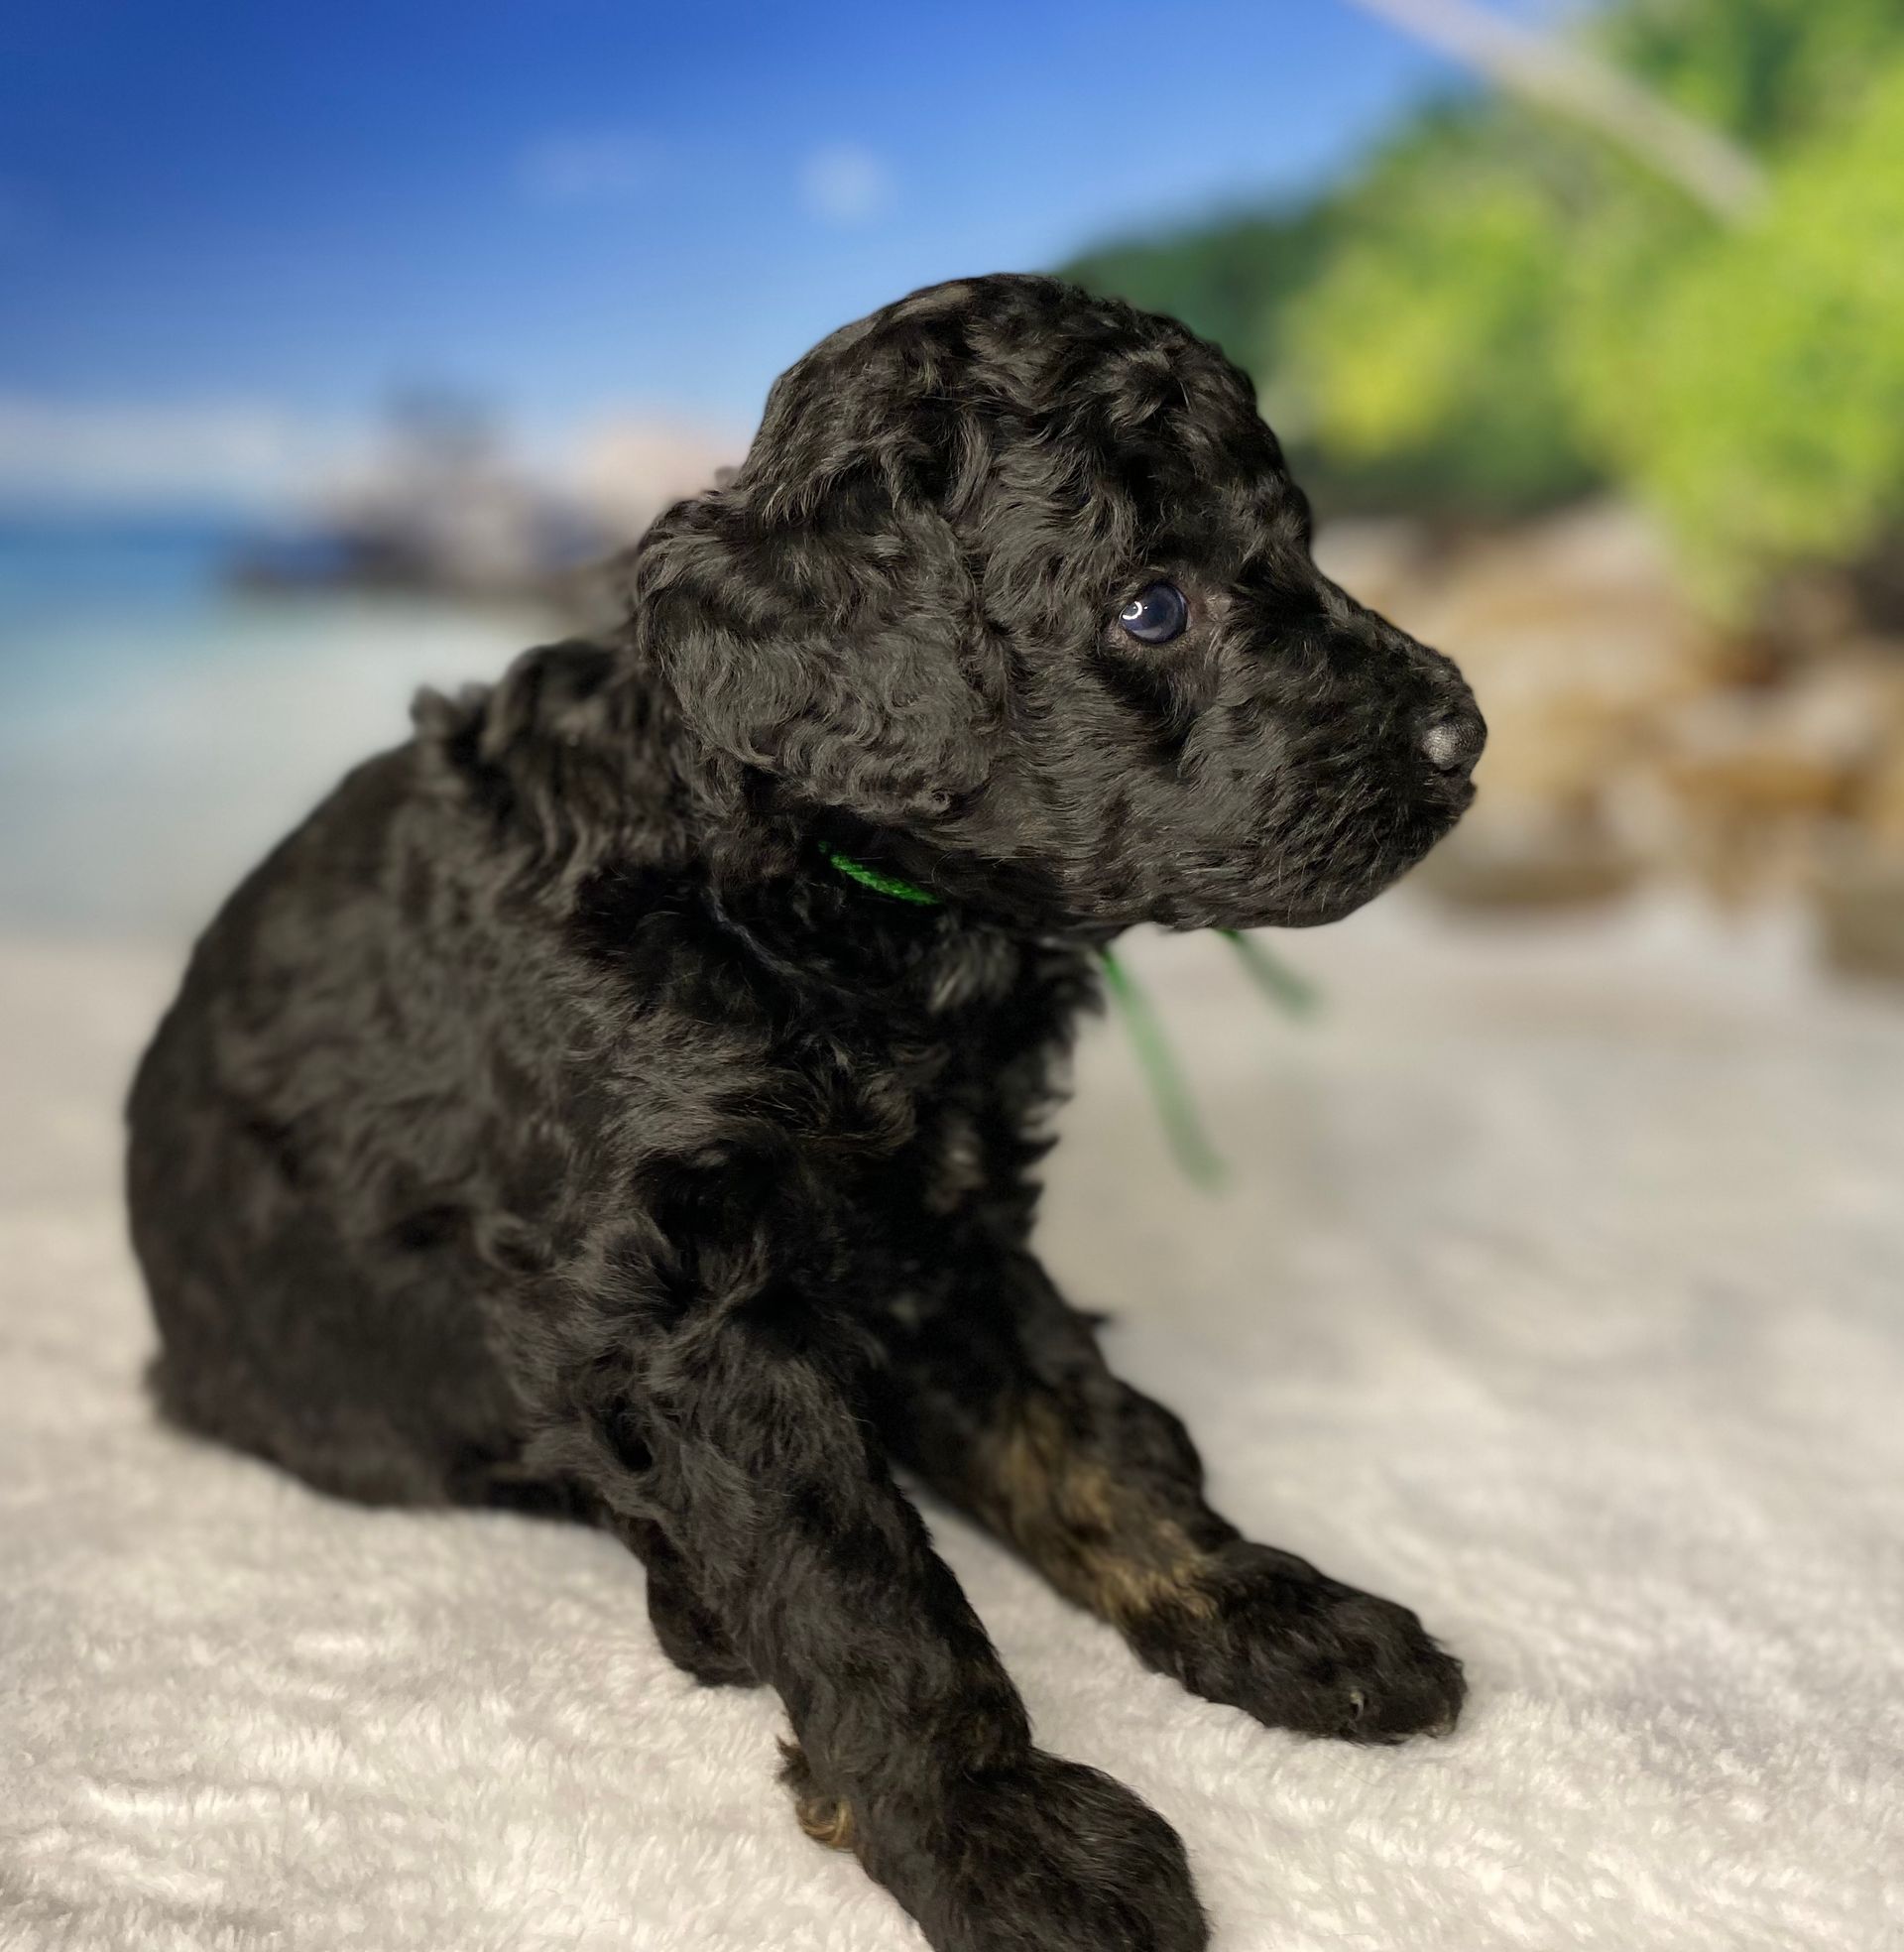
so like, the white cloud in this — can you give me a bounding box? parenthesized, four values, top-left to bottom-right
(0, 398, 371, 510)
(516, 132, 658, 205)
(798, 144, 894, 227)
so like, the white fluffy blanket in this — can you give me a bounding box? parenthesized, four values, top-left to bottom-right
(4, 901, 1901, 1952)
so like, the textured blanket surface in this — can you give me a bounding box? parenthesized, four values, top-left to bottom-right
(3, 900, 1901, 1952)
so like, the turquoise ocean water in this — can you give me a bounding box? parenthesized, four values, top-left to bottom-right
(0, 517, 556, 939)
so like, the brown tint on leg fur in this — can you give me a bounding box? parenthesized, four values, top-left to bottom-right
(780, 1739, 857, 1852)
(962, 1394, 1215, 1629)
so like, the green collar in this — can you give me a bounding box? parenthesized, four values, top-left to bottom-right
(821, 846, 942, 907)
(822, 846, 1316, 1192)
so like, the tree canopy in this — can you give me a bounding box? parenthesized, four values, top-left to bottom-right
(1061, 0, 1904, 608)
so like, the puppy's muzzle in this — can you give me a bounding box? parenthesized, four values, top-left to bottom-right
(1418, 702, 1486, 779)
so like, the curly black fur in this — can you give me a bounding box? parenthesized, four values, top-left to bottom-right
(128, 275, 1483, 1951)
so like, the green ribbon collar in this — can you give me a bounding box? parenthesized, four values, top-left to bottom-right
(821, 847, 1316, 1191)
(821, 847, 943, 907)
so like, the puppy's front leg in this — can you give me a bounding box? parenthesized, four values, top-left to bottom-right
(533, 1287, 1207, 1952)
(875, 1250, 1465, 1745)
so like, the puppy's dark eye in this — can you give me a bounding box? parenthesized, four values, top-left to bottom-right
(1118, 582, 1188, 644)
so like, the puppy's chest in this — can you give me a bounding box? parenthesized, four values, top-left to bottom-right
(857, 1085, 993, 1223)
(795, 967, 1074, 1256)
(786, 1012, 995, 1172)
(815, 1084, 999, 1314)
(775, 929, 1028, 1153)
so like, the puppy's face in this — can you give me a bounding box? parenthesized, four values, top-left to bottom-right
(636, 275, 1483, 933)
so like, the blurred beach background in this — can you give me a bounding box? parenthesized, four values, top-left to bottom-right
(1, 0, 1901, 990)
(5, 0, 1904, 968)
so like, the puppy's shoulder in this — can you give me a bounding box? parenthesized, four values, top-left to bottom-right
(411, 638, 617, 769)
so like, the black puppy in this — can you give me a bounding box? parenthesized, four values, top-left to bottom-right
(129, 274, 1485, 1952)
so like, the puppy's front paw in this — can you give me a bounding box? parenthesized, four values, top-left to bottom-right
(1137, 1544, 1465, 1744)
(844, 1750, 1207, 1952)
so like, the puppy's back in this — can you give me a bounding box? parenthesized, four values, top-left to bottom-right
(127, 736, 530, 1504)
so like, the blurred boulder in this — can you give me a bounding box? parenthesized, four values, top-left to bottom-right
(230, 406, 738, 611)
(1855, 690, 1904, 853)
(1373, 503, 1719, 900)
(1412, 809, 1644, 911)
(1816, 853, 1904, 987)
(1345, 500, 1904, 982)
(1653, 655, 1904, 898)
(1418, 503, 1720, 796)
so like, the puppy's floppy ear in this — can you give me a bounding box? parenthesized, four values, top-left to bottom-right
(627, 338, 1005, 828)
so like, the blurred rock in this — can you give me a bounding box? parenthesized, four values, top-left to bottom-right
(1816, 853, 1904, 986)
(1386, 503, 1714, 912)
(1854, 682, 1904, 854)
(1653, 656, 1904, 897)
(1414, 812, 1644, 912)
(229, 401, 737, 607)
(1353, 500, 1904, 968)
(1404, 502, 1722, 812)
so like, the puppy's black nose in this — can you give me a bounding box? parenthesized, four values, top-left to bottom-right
(1419, 707, 1486, 777)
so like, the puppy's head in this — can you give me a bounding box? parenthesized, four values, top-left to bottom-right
(631, 274, 1483, 931)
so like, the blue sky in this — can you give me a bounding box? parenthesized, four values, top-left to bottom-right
(0, 0, 1562, 499)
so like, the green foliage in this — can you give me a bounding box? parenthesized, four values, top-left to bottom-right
(1595, 0, 1904, 153)
(1057, 0, 1904, 603)
(1598, 57, 1904, 604)
(1064, 208, 1332, 381)
(1282, 105, 1624, 515)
